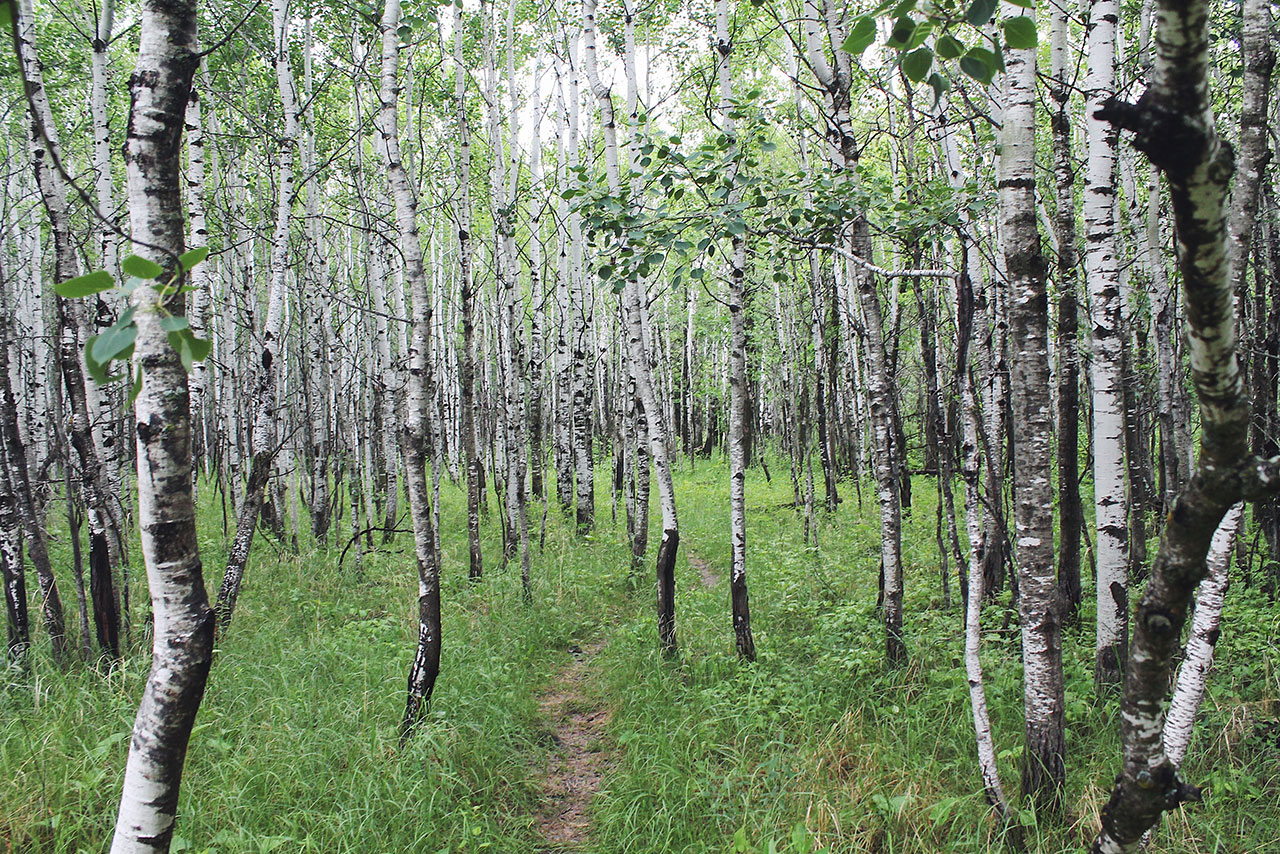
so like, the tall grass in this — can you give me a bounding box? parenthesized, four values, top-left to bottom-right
(2, 459, 1277, 853)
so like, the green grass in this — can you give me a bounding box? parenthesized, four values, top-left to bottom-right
(3, 458, 1278, 853)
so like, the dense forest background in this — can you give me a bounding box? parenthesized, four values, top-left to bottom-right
(1, 0, 1278, 850)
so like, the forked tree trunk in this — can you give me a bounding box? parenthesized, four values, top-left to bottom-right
(1093, 0, 1280, 841)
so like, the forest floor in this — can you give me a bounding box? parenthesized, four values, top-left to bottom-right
(535, 638, 611, 850)
(3, 459, 1279, 853)
(688, 550, 723, 589)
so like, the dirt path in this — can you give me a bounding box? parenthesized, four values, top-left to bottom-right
(687, 550, 721, 589)
(535, 639, 610, 850)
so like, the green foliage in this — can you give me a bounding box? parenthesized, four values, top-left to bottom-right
(55, 254, 212, 399)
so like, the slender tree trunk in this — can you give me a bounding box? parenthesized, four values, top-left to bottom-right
(956, 265, 1007, 813)
(0, 269, 66, 661)
(110, 2, 214, 848)
(16, 0, 122, 662)
(716, 0, 755, 661)
(1086, 0, 1130, 688)
(1001, 0, 1065, 807)
(378, 0, 443, 739)
(584, 0, 679, 654)
(453, 6, 484, 580)
(1049, 0, 1083, 619)
(215, 0, 298, 633)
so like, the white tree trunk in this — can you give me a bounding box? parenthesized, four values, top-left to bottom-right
(1085, 0, 1129, 688)
(110, 1, 213, 849)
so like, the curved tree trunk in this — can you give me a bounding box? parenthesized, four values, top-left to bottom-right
(378, 0, 443, 740)
(110, 1, 214, 849)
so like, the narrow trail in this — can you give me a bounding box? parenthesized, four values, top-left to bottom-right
(687, 550, 722, 589)
(535, 638, 611, 850)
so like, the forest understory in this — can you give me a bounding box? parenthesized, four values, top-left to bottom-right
(4, 461, 1278, 854)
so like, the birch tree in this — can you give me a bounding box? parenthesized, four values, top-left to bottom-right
(715, 0, 755, 661)
(377, 0, 442, 740)
(999, 0, 1065, 806)
(110, 0, 214, 848)
(1093, 0, 1280, 840)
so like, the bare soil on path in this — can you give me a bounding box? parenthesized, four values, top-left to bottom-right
(535, 639, 611, 851)
(687, 550, 722, 589)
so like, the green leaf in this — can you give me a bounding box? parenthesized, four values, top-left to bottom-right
(960, 53, 994, 84)
(178, 246, 209, 271)
(187, 335, 211, 364)
(965, 0, 998, 26)
(122, 255, 165, 279)
(840, 16, 876, 55)
(935, 34, 965, 59)
(55, 270, 114, 298)
(128, 364, 143, 405)
(91, 320, 137, 364)
(159, 316, 190, 332)
(928, 72, 950, 104)
(1002, 15, 1037, 49)
(886, 15, 916, 49)
(901, 47, 933, 82)
(165, 328, 212, 373)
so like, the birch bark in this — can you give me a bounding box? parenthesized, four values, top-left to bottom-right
(377, 0, 442, 739)
(110, 1, 213, 849)
(716, 0, 755, 661)
(583, 0, 679, 654)
(1085, 0, 1130, 687)
(215, 0, 298, 632)
(1092, 0, 1280, 839)
(1000, 0, 1065, 806)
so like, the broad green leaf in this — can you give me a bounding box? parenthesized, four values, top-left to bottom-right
(967, 45, 1001, 73)
(178, 246, 209, 271)
(886, 15, 916, 49)
(966, 0, 998, 26)
(840, 16, 876, 55)
(122, 255, 164, 279)
(935, 34, 965, 59)
(91, 320, 137, 364)
(159, 316, 190, 332)
(187, 335, 211, 363)
(83, 336, 128, 384)
(901, 47, 933, 82)
(55, 270, 114, 298)
(960, 52, 994, 84)
(1002, 15, 1037, 49)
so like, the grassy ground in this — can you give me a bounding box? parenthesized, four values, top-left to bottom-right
(2, 457, 1278, 852)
